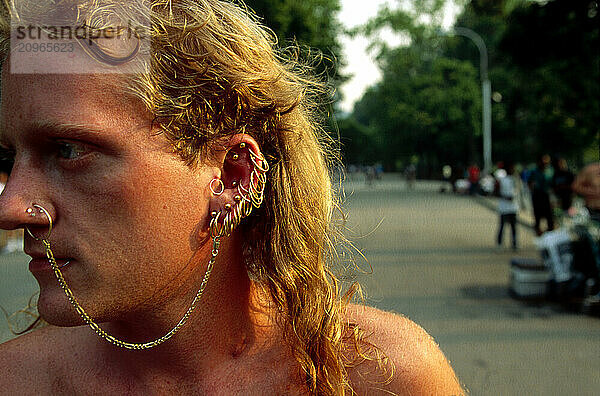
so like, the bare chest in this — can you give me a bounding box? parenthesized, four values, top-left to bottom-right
(48, 356, 307, 396)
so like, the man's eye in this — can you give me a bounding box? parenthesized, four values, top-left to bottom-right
(0, 148, 15, 174)
(57, 141, 89, 160)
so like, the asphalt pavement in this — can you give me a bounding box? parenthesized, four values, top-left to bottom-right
(1, 175, 599, 394)
(341, 175, 599, 395)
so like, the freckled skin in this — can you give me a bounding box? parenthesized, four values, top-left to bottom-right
(0, 70, 463, 394)
(0, 71, 215, 328)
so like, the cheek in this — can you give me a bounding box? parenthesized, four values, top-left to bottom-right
(62, 164, 134, 222)
(64, 156, 209, 255)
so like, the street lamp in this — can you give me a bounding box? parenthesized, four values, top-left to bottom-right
(440, 27, 493, 174)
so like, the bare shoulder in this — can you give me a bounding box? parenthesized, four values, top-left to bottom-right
(0, 326, 84, 392)
(345, 304, 464, 395)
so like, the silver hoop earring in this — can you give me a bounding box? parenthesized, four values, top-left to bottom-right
(209, 211, 224, 238)
(25, 204, 53, 241)
(209, 178, 225, 196)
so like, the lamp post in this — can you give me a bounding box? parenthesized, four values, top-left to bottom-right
(442, 27, 492, 174)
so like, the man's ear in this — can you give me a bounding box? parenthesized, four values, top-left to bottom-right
(208, 134, 265, 215)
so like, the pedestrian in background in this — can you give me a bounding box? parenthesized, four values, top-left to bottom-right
(404, 163, 416, 189)
(552, 157, 575, 213)
(529, 154, 555, 235)
(497, 162, 520, 250)
(467, 163, 480, 195)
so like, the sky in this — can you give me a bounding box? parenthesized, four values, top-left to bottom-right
(338, 0, 461, 113)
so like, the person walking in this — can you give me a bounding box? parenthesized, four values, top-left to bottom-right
(467, 163, 480, 195)
(497, 163, 520, 250)
(552, 157, 575, 213)
(529, 155, 555, 235)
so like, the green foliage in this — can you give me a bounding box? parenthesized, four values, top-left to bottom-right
(341, 0, 479, 171)
(352, 49, 480, 171)
(339, 0, 599, 172)
(335, 117, 381, 165)
(245, 0, 345, 86)
(449, 0, 599, 163)
(497, 0, 599, 163)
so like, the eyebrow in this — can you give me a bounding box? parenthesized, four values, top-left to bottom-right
(0, 120, 105, 143)
(27, 120, 106, 140)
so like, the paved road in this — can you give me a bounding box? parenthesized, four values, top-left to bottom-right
(342, 177, 599, 395)
(0, 250, 38, 342)
(1, 176, 598, 394)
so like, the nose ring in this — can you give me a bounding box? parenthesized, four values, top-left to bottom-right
(25, 204, 53, 241)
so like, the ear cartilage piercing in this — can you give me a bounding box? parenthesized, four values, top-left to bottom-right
(26, 207, 36, 217)
(209, 178, 225, 196)
(232, 153, 239, 160)
(214, 150, 268, 239)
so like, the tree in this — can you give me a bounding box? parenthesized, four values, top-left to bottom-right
(341, 0, 599, 171)
(438, 0, 598, 163)
(498, 0, 599, 163)
(335, 117, 381, 165)
(245, 0, 345, 87)
(353, 49, 480, 172)
(343, 0, 479, 173)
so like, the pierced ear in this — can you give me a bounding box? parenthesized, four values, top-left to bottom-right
(218, 136, 263, 192)
(207, 136, 269, 238)
(221, 146, 251, 190)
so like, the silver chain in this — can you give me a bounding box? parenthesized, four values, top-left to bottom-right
(41, 237, 219, 350)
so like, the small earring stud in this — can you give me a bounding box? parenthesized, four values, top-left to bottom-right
(232, 153, 239, 160)
(232, 180, 238, 187)
(234, 195, 241, 202)
(211, 211, 218, 218)
(239, 143, 246, 149)
(26, 207, 36, 217)
(224, 203, 232, 211)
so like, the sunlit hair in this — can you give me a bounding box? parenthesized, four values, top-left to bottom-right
(0, 1, 389, 394)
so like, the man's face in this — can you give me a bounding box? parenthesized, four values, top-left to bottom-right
(0, 71, 214, 326)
